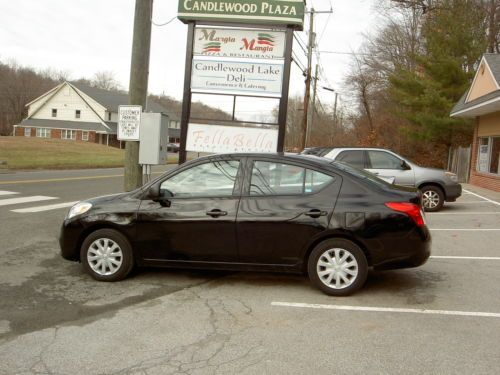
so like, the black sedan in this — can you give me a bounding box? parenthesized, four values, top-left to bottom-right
(60, 153, 431, 296)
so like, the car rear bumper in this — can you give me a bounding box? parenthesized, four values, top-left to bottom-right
(444, 183, 462, 201)
(372, 227, 431, 271)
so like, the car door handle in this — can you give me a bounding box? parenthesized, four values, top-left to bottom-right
(304, 209, 328, 218)
(206, 209, 227, 218)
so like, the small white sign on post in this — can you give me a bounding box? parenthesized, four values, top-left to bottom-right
(118, 105, 142, 141)
(186, 123, 278, 153)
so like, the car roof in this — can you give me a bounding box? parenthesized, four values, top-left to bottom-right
(195, 152, 335, 167)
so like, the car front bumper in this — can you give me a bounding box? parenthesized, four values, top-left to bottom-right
(59, 219, 85, 262)
(444, 183, 462, 201)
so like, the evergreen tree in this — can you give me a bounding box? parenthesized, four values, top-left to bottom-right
(389, 0, 488, 148)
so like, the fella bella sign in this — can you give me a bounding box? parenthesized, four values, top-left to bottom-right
(178, 0, 305, 30)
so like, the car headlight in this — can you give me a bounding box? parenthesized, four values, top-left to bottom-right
(67, 202, 92, 219)
(445, 172, 458, 182)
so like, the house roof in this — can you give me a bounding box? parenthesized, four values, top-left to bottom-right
(484, 53, 500, 83)
(20, 118, 117, 134)
(69, 82, 168, 114)
(451, 54, 500, 118)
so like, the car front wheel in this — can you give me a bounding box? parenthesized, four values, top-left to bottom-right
(421, 185, 444, 212)
(80, 229, 134, 282)
(308, 239, 368, 296)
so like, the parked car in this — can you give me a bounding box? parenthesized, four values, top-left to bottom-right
(321, 148, 461, 212)
(60, 153, 431, 296)
(167, 143, 179, 153)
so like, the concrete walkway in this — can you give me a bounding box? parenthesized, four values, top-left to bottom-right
(461, 183, 500, 203)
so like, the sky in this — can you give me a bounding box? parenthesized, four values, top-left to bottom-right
(0, 0, 379, 113)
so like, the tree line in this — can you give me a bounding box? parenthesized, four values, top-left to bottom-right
(288, 0, 499, 167)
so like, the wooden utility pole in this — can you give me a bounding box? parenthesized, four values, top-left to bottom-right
(300, 8, 315, 151)
(306, 64, 319, 147)
(124, 0, 152, 191)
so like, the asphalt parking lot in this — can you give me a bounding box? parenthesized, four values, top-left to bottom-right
(0, 171, 499, 374)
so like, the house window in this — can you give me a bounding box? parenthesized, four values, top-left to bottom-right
(36, 128, 51, 138)
(108, 112, 112, 121)
(24, 127, 31, 137)
(82, 131, 89, 141)
(75, 110, 81, 119)
(477, 136, 500, 175)
(52, 109, 57, 117)
(61, 129, 77, 140)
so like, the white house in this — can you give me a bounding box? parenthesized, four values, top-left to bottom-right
(14, 81, 180, 147)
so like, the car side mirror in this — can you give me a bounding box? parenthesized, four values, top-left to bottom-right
(401, 160, 411, 170)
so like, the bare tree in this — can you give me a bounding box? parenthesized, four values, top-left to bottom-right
(91, 70, 121, 91)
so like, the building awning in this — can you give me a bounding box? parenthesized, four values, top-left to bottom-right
(450, 90, 500, 118)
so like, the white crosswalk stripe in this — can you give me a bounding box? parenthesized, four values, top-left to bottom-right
(11, 201, 78, 213)
(0, 196, 57, 207)
(0, 190, 19, 196)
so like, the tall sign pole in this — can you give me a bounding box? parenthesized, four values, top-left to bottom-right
(124, 0, 152, 191)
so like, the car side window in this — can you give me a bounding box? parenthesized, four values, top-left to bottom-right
(368, 151, 403, 169)
(250, 161, 334, 196)
(160, 160, 240, 198)
(336, 150, 365, 168)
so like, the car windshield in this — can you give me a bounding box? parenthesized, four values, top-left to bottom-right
(331, 161, 393, 188)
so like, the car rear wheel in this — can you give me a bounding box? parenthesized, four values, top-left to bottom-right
(421, 186, 444, 212)
(80, 229, 134, 282)
(308, 239, 368, 296)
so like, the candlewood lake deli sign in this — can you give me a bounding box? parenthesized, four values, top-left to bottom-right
(178, 0, 305, 30)
(186, 123, 278, 153)
(194, 27, 285, 59)
(191, 59, 283, 96)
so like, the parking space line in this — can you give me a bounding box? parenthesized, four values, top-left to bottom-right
(11, 201, 78, 213)
(0, 196, 57, 206)
(0, 190, 19, 196)
(463, 189, 500, 206)
(430, 229, 500, 231)
(431, 256, 500, 260)
(429, 212, 500, 215)
(271, 302, 500, 318)
(449, 201, 495, 204)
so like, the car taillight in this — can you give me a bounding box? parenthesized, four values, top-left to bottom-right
(385, 202, 425, 227)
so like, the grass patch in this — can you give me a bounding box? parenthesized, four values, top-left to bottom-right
(0, 136, 126, 170)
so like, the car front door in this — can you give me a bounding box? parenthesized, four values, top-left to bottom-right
(366, 150, 415, 186)
(236, 158, 341, 266)
(135, 157, 242, 262)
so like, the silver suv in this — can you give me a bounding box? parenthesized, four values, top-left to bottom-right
(321, 148, 462, 212)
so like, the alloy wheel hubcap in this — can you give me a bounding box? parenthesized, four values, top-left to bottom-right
(317, 248, 358, 289)
(422, 191, 439, 209)
(87, 238, 123, 276)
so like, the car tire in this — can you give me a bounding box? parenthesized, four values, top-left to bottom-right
(420, 185, 444, 212)
(307, 239, 368, 296)
(80, 229, 134, 282)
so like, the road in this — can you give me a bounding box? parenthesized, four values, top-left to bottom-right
(0, 168, 499, 374)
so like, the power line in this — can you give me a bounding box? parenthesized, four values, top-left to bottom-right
(318, 50, 371, 56)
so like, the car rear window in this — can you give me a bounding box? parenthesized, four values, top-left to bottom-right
(250, 161, 335, 196)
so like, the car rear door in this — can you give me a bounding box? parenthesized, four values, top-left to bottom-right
(366, 150, 415, 186)
(236, 157, 342, 266)
(135, 157, 242, 262)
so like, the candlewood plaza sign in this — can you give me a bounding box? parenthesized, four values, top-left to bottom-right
(178, 0, 305, 30)
(191, 59, 283, 96)
(186, 123, 278, 153)
(194, 27, 286, 59)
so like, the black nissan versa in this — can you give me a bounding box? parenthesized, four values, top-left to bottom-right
(60, 153, 431, 296)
